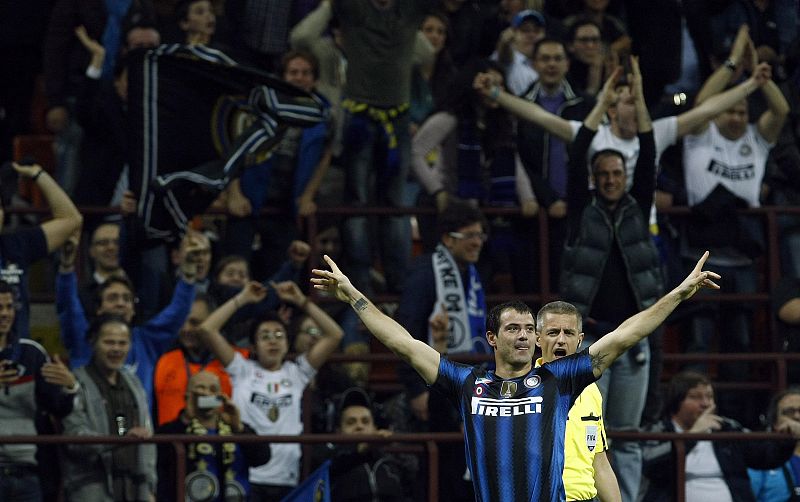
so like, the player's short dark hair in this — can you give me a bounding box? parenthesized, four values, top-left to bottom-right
(436, 201, 487, 238)
(535, 301, 582, 333)
(590, 148, 626, 174)
(487, 301, 533, 334)
(664, 371, 712, 417)
(86, 313, 131, 345)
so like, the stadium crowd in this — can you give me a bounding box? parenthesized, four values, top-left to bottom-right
(1, 0, 800, 500)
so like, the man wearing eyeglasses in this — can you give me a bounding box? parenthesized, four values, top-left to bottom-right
(395, 200, 488, 500)
(509, 37, 595, 295)
(77, 223, 124, 314)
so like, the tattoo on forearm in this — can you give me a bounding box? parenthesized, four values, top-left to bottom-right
(352, 298, 368, 312)
(590, 352, 607, 372)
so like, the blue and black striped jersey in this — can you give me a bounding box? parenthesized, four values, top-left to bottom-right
(433, 348, 596, 502)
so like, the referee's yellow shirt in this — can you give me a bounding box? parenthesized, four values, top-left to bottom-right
(536, 358, 607, 501)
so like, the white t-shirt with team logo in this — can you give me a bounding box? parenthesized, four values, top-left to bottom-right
(568, 116, 678, 180)
(682, 122, 771, 207)
(569, 117, 678, 224)
(226, 352, 316, 486)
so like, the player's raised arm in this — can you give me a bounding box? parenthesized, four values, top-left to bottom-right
(311, 255, 441, 384)
(588, 252, 721, 377)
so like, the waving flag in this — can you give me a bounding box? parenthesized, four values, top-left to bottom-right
(127, 44, 327, 240)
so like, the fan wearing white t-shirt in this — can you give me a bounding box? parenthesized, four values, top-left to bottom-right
(197, 280, 345, 501)
(472, 24, 777, 203)
(678, 60, 788, 423)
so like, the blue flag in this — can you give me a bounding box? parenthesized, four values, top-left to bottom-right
(280, 460, 331, 502)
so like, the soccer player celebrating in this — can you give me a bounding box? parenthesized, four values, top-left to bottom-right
(312, 252, 720, 501)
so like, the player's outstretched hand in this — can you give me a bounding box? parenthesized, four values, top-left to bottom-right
(675, 251, 721, 301)
(311, 255, 358, 304)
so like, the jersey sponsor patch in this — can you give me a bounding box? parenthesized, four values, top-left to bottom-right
(470, 396, 543, 416)
(706, 159, 755, 180)
(250, 392, 292, 412)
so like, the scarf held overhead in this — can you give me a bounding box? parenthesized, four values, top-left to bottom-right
(127, 44, 328, 240)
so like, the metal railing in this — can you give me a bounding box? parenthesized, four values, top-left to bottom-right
(0, 430, 792, 502)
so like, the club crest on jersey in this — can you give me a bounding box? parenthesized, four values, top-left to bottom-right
(585, 425, 598, 451)
(524, 375, 541, 389)
(500, 381, 517, 398)
(739, 143, 752, 156)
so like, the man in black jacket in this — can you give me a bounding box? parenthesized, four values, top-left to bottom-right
(558, 61, 661, 502)
(516, 37, 595, 292)
(326, 387, 417, 502)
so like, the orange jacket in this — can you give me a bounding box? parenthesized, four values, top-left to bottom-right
(153, 347, 249, 425)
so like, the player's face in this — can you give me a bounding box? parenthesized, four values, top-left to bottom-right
(93, 322, 131, 373)
(489, 309, 536, 367)
(339, 406, 377, 435)
(593, 154, 627, 204)
(253, 321, 289, 370)
(0, 293, 15, 336)
(714, 101, 749, 141)
(443, 222, 485, 265)
(674, 383, 715, 428)
(536, 312, 583, 363)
